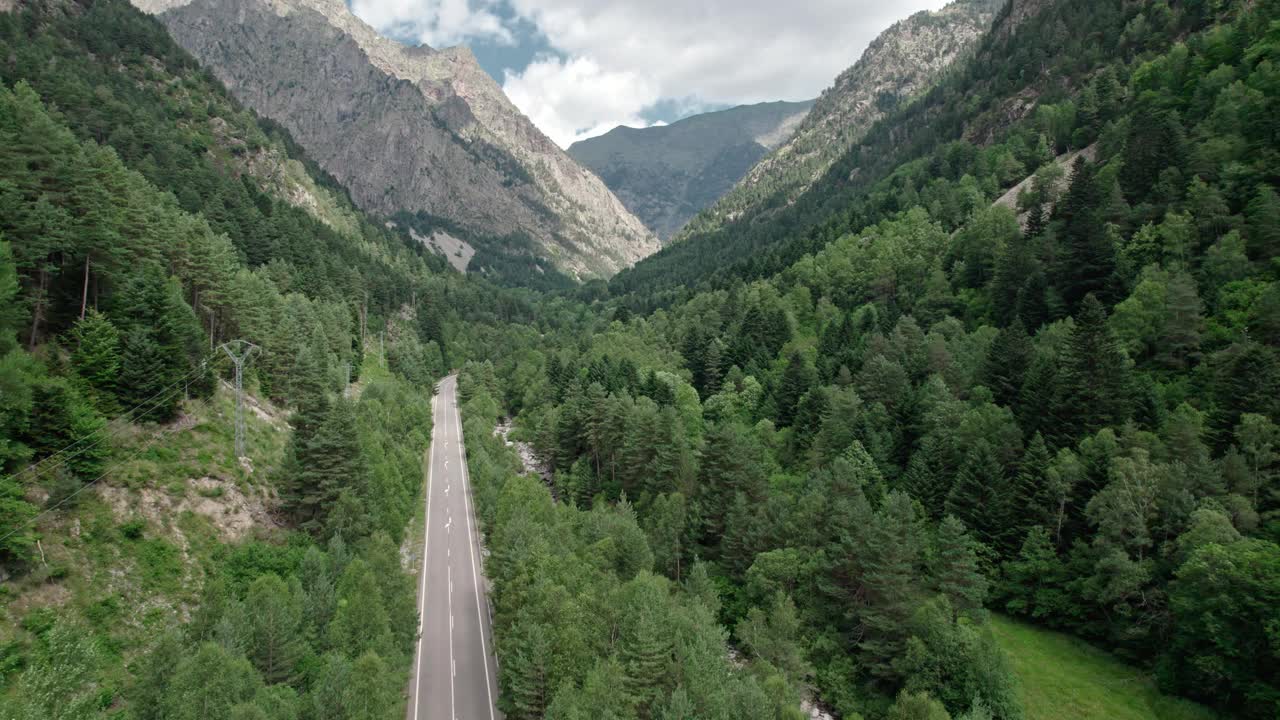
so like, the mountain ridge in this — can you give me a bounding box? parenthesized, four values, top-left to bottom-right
(672, 0, 1002, 245)
(132, 0, 660, 281)
(568, 100, 815, 241)
(610, 0, 1003, 298)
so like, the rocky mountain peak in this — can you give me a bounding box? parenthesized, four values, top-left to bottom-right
(132, 0, 658, 280)
(674, 0, 1001, 244)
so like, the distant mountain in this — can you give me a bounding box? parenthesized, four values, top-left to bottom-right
(681, 0, 1004, 241)
(613, 0, 1002, 295)
(130, 0, 659, 281)
(568, 101, 814, 242)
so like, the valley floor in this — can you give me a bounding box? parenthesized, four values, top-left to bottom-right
(989, 616, 1218, 720)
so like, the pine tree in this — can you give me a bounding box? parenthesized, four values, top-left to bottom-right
(1015, 270, 1050, 331)
(696, 422, 768, 546)
(327, 559, 393, 659)
(119, 329, 178, 422)
(681, 327, 708, 393)
(991, 233, 1038, 326)
(1244, 185, 1280, 259)
(702, 338, 725, 396)
(933, 516, 988, 617)
(114, 266, 199, 422)
(284, 398, 366, 531)
(69, 309, 121, 414)
(1056, 158, 1115, 310)
(1120, 108, 1187, 203)
(858, 491, 924, 682)
(775, 351, 813, 427)
(0, 237, 21, 355)
(162, 643, 263, 720)
(1017, 351, 1057, 440)
(944, 440, 1014, 553)
(999, 527, 1069, 619)
(1157, 272, 1204, 370)
(979, 319, 1032, 409)
(1209, 342, 1280, 450)
(244, 574, 306, 684)
(1012, 432, 1053, 534)
(1052, 295, 1131, 445)
(503, 620, 554, 720)
(620, 579, 673, 714)
(902, 436, 949, 520)
(645, 492, 687, 580)
(735, 593, 811, 683)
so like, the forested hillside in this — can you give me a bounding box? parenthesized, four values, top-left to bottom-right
(0, 0, 520, 715)
(0, 2, 790, 718)
(3, 0, 1279, 718)
(465, 0, 1280, 718)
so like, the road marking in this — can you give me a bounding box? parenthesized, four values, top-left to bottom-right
(452, 380, 498, 720)
(448, 564, 455, 720)
(410, 392, 437, 720)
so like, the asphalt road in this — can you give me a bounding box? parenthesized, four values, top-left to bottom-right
(408, 375, 500, 720)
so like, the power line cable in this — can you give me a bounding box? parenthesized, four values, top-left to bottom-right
(0, 391, 215, 548)
(2, 354, 218, 485)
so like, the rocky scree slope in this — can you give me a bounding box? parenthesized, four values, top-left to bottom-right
(568, 100, 814, 242)
(132, 0, 659, 279)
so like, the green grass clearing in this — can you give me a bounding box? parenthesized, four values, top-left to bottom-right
(990, 615, 1218, 720)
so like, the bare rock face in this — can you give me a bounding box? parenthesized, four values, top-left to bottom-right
(132, 0, 659, 279)
(677, 0, 1002, 243)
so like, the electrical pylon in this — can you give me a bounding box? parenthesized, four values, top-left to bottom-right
(219, 340, 261, 458)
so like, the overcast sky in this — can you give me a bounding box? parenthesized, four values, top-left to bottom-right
(348, 0, 951, 147)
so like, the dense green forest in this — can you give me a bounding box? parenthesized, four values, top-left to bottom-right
(463, 0, 1280, 719)
(2, 0, 1279, 718)
(0, 0, 516, 715)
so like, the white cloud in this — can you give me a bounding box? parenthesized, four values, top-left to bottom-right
(506, 0, 951, 104)
(350, 0, 955, 147)
(502, 55, 663, 147)
(350, 0, 510, 48)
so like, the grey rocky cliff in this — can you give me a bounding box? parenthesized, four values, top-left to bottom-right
(133, 0, 658, 279)
(568, 100, 814, 242)
(676, 0, 1001, 243)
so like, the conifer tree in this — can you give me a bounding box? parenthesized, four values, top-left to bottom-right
(1208, 342, 1280, 449)
(979, 319, 1032, 409)
(933, 516, 988, 618)
(696, 422, 768, 546)
(902, 437, 949, 520)
(944, 440, 1014, 552)
(0, 237, 21, 355)
(244, 574, 306, 684)
(119, 328, 179, 422)
(286, 398, 366, 531)
(620, 577, 674, 713)
(162, 643, 263, 720)
(858, 491, 924, 681)
(1012, 432, 1053, 533)
(1245, 184, 1280, 259)
(775, 351, 814, 427)
(736, 593, 811, 683)
(327, 559, 393, 659)
(1120, 108, 1187, 203)
(503, 619, 554, 720)
(1056, 159, 1115, 310)
(1051, 295, 1131, 445)
(1157, 271, 1204, 370)
(69, 309, 121, 414)
(1000, 526, 1068, 619)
